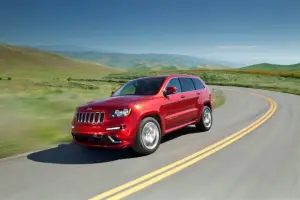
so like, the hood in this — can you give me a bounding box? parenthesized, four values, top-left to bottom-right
(79, 95, 154, 109)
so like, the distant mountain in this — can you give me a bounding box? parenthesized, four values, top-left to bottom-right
(28, 45, 108, 52)
(29, 45, 239, 70)
(47, 51, 233, 70)
(240, 63, 300, 72)
(190, 63, 230, 70)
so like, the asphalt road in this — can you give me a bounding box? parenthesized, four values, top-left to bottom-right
(0, 86, 299, 200)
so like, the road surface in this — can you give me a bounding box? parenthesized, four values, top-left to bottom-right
(0, 86, 299, 200)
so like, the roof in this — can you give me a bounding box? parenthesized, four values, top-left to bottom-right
(134, 74, 199, 80)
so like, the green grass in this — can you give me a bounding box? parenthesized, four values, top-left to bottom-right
(0, 79, 121, 158)
(211, 88, 226, 108)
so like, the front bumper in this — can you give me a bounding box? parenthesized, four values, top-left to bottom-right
(71, 123, 136, 148)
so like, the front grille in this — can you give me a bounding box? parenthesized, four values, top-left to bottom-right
(75, 112, 104, 124)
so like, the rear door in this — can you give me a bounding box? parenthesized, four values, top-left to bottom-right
(178, 77, 199, 124)
(191, 77, 207, 117)
(160, 78, 185, 131)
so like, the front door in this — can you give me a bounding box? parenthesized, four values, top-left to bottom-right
(161, 78, 185, 131)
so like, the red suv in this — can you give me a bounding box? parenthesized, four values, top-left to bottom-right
(71, 74, 213, 155)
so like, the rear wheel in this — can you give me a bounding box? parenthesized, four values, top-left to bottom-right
(132, 117, 161, 156)
(195, 105, 212, 132)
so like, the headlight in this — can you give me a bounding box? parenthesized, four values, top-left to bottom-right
(110, 108, 131, 118)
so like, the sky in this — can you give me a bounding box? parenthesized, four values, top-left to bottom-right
(0, 0, 299, 65)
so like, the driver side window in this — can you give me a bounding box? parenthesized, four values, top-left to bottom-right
(166, 78, 182, 93)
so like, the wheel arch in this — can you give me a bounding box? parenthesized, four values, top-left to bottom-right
(203, 100, 212, 110)
(139, 111, 163, 132)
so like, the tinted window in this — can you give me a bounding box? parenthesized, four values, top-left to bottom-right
(192, 78, 205, 90)
(166, 78, 182, 93)
(179, 78, 195, 92)
(112, 77, 166, 96)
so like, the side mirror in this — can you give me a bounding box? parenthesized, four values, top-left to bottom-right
(165, 86, 177, 95)
(110, 91, 115, 96)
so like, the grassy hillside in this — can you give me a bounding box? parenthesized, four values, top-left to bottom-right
(54, 51, 232, 70)
(240, 63, 300, 72)
(0, 44, 122, 79)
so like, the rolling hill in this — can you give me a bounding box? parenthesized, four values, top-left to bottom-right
(43, 50, 234, 70)
(240, 63, 300, 72)
(0, 44, 121, 79)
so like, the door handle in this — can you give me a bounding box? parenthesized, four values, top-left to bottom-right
(196, 92, 200, 95)
(181, 95, 185, 98)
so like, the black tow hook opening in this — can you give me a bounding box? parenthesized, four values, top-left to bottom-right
(72, 133, 121, 145)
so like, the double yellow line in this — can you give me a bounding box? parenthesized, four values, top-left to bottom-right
(89, 92, 277, 200)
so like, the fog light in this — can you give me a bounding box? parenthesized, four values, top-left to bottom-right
(106, 126, 121, 131)
(120, 125, 126, 129)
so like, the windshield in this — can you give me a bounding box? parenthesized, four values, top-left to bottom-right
(112, 77, 166, 96)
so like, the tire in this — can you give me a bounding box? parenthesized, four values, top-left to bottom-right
(195, 105, 212, 132)
(132, 117, 162, 156)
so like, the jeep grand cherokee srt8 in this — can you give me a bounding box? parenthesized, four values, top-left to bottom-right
(71, 74, 213, 155)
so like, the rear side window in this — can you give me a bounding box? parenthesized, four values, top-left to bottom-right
(192, 78, 205, 90)
(166, 78, 182, 93)
(179, 78, 195, 92)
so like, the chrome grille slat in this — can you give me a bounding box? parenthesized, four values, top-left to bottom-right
(85, 113, 90, 123)
(76, 111, 104, 124)
(90, 113, 95, 123)
(81, 112, 84, 122)
(82, 112, 86, 122)
(95, 112, 100, 123)
(100, 112, 104, 122)
(78, 113, 82, 122)
(78, 113, 81, 122)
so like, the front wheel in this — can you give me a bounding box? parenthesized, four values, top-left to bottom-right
(132, 117, 161, 156)
(195, 105, 212, 132)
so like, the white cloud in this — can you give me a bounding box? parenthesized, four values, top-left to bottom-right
(216, 45, 259, 50)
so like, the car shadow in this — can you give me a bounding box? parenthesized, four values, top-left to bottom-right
(27, 144, 137, 165)
(161, 125, 200, 143)
(27, 126, 201, 165)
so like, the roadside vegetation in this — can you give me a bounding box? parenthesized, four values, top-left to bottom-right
(100, 69, 300, 95)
